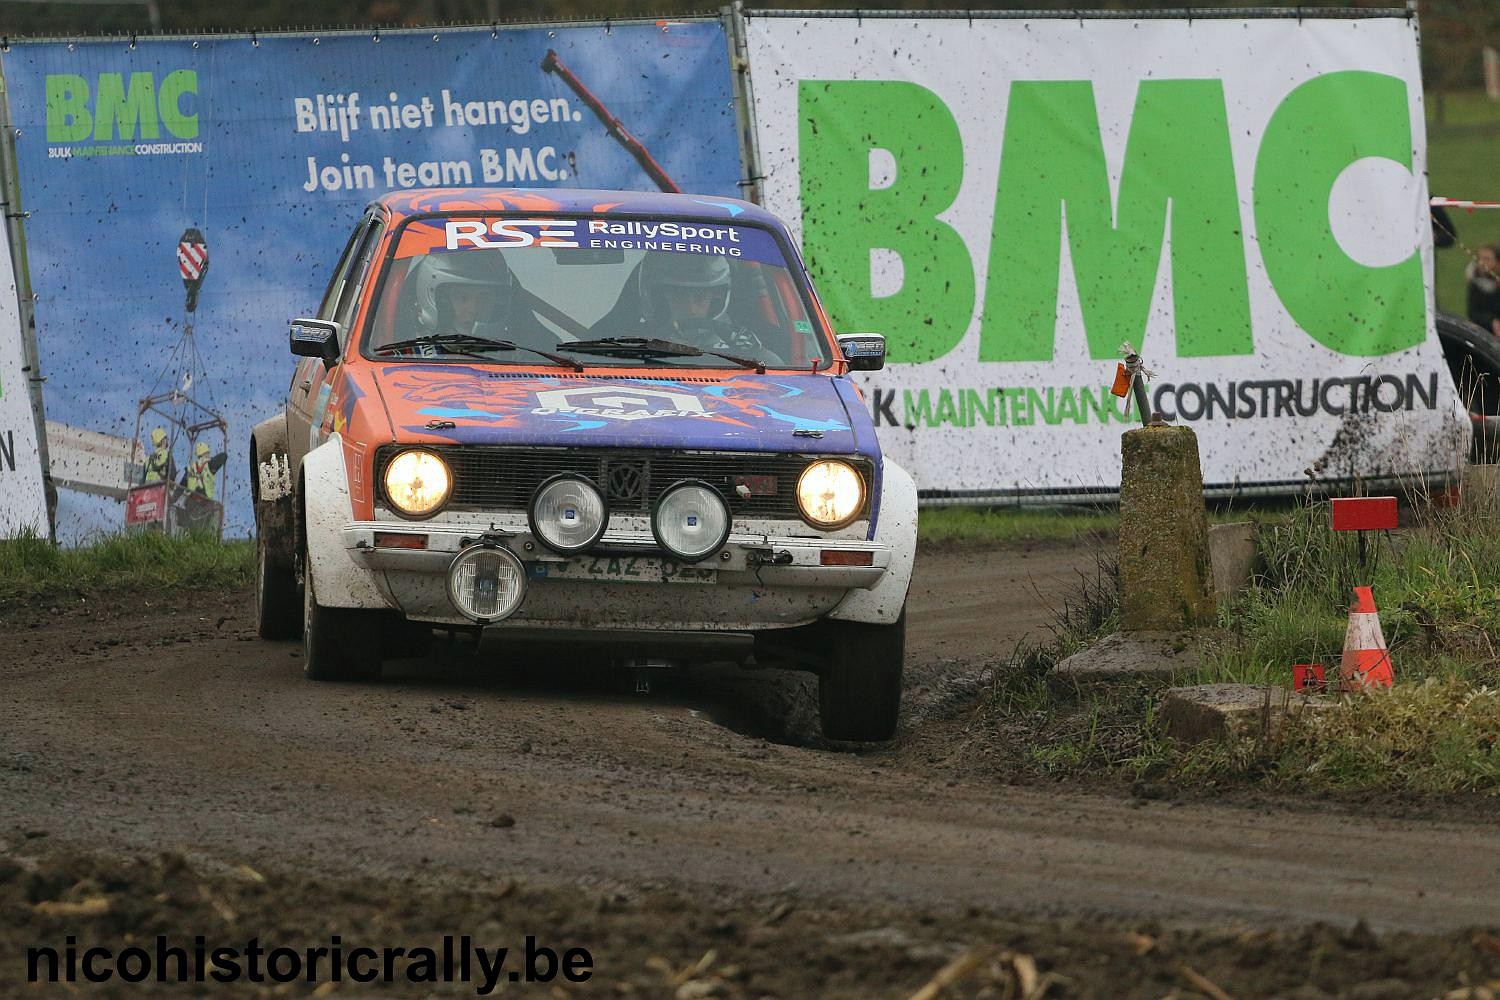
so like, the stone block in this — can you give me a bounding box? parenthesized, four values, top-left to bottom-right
(1118, 426, 1216, 630)
(1208, 521, 1257, 600)
(1050, 630, 1205, 693)
(1159, 683, 1338, 745)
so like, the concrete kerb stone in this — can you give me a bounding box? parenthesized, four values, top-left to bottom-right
(1048, 630, 1219, 695)
(1159, 683, 1341, 746)
(1208, 521, 1257, 601)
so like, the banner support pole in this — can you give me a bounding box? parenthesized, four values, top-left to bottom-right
(0, 60, 54, 541)
(727, 1, 766, 205)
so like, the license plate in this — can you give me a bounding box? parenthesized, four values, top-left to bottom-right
(528, 556, 717, 584)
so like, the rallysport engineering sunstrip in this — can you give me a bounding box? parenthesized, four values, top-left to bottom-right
(251, 188, 917, 741)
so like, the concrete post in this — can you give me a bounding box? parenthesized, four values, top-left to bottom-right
(1118, 425, 1217, 630)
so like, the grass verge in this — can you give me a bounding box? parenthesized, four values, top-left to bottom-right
(982, 491, 1500, 797)
(918, 505, 1118, 546)
(0, 531, 253, 606)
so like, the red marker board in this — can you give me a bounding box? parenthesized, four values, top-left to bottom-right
(1331, 496, 1397, 532)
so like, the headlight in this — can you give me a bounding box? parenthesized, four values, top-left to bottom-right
(796, 460, 865, 528)
(652, 481, 730, 564)
(529, 474, 608, 554)
(447, 545, 526, 623)
(383, 449, 452, 518)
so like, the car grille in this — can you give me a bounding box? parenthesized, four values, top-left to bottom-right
(376, 446, 873, 522)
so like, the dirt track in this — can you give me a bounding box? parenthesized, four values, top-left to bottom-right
(5, 540, 1500, 996)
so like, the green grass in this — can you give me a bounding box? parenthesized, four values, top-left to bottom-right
(920, 501, 1290, 547)
(1428, 90, 1500, 319)
(918, 505, 1118, 545)
(981, 489, 1500, 797)
(0, 530, 253, 605)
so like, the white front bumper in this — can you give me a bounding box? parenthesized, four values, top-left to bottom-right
(341, 518, 891, 630)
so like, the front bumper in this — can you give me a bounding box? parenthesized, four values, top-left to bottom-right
(342, 517, 891, 630)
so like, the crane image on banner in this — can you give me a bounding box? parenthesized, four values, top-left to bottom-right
(542, 48, 681, 193)
(123, 227, 229, 538)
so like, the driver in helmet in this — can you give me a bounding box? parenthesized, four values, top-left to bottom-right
(633, 253, 781, 362)
(414, 250, 512, 338)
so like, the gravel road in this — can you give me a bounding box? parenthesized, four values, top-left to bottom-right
(4, 540, 1499, 997)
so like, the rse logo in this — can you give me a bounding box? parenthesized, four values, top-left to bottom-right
(46, 71, 198, 143)
(445, 219, 580, 250)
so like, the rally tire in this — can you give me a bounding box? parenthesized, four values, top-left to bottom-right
(254, 528, 301, 640)
(302, 570, 384, 683)
(816, 608, 905, 742)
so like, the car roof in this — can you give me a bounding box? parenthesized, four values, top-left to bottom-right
(372, 187, 784, 228)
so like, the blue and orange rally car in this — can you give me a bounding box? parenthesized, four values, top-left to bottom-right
(251, 188, 917, 741)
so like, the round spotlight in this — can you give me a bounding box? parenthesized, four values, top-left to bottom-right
(383, 449, 452, 518)
(446, 545, 527, 624)
(528, 474, 608, 555)
(796, 460, 865, 529)
(652, 481, 731, 564)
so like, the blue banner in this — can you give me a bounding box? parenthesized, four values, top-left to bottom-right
(2, 21, 743, 538)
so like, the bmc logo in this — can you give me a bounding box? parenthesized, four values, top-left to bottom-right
(46, 71, 199, 143)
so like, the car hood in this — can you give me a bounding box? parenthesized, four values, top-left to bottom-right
(367, 365, 879, 459)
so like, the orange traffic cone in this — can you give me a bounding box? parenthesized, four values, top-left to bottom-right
(1340, 586, 1394, 692)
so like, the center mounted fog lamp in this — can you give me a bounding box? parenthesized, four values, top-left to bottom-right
(383, 448, 452, 518)
(796, 460, 865, 529)
(447, 545, 527, 624)
(652, 481, 731, 564)
(528, 474, 609, 554)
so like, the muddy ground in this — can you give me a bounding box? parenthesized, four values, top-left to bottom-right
(3, 540, 1500, 997)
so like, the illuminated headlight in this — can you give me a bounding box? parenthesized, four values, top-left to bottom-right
(446, 545, 526, 624)
(652, 481, 731, 564)
(529, 474, 608, 555)
(383, 449, 452, 518)
(796, 460, 865, 529)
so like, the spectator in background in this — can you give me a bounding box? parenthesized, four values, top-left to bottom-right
(1468, 243, 1500, 337)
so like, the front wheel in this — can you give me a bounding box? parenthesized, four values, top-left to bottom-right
(302, 568, 384, 683)
(817, 608, 905, 742)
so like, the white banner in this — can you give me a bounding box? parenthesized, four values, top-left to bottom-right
(0, 230, 48, 536)
(745, 13, 1468, 496)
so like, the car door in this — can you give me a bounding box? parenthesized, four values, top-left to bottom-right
(287, 214, 374, 473)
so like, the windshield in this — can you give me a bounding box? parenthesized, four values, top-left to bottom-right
(363, 214, 833, 369)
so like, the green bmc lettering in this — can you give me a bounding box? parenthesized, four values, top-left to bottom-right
(798, 72, 1421, 363)
(799, 81, 974, 364)
(46, 71, 199, 142)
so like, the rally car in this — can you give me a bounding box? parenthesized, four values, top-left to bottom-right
(250, 188, 917, 741)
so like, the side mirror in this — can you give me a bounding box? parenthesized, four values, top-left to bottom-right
(290, 318, 341, 367)
(837, 334, 886, 372)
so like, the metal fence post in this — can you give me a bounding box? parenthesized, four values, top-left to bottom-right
(0, 55, 55, 541)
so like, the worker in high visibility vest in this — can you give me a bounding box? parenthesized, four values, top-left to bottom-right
(184, 440, 217, 500)
(142, 427, 174, 485)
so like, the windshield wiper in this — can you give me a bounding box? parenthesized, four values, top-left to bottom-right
(374, 333, 583, 372)
(559, 338, 765, 374)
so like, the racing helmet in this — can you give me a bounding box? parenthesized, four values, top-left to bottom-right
(412, 250, 513, 332)
(639, 253, 731, 324)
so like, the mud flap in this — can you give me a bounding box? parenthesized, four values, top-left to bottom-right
(302, 435, 389, 611)
(827, 458, 916, 625)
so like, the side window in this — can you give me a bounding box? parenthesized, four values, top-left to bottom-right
(315, 217, 372, 321)
(332, 218, 386, 335)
